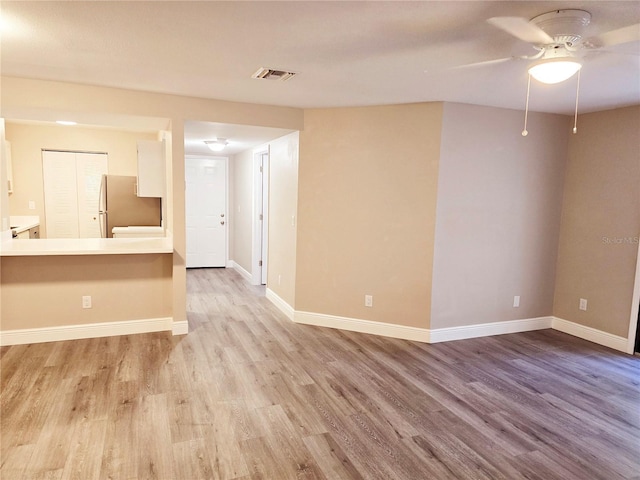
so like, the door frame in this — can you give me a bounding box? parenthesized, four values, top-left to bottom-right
(185, 154, 229, 268)
(626, 239, 640, 353)
(251, 147, 269, 285)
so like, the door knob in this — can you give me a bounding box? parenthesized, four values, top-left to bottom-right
(220, 221, 225, 225)
(220, 213, 225, 217)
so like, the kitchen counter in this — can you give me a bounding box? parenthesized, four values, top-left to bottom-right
(10, 215, 40, 235)
(0, 235, 173, 256)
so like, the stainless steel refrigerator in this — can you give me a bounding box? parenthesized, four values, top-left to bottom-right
(98, 175, 161, 238)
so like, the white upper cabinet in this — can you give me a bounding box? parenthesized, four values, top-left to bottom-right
(137, 139, 165, 198)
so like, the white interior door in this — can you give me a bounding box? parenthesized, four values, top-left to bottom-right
(43, 151, 108, 238)
(186, 156, 227, 268)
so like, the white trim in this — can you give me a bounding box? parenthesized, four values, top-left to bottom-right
(552, 317, 628, 353)
(251, 148, 269, 286)
(294, 311, 431, 342)
(0, 317, 173, 346)
(265, 288, 294, 321)
(229, 260, 252, 282)
(172, 320, 189, 336)
(430, 316, 553, 343)
(627, 239, 640, 354)
(225, 155, 230, 267)
(261, 153, 269, 286)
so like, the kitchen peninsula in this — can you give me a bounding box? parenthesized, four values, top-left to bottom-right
(0, 234, 173, 256)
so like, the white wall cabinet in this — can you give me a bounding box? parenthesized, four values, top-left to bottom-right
(137, 140, 165, 198)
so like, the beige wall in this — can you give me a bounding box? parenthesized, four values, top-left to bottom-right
(1, 254, 172, 330)
(1, 76, 304, 329)
(554, 105, 640, 337)
(267, 132, 299, 305)
(0, 119, 8, 238)
(6, 122, 157, 237)
(431, 103, 569, 329)
(296, 104, 442, 328)
(230, 149, 255, 273)
(3, 74, 636, 348)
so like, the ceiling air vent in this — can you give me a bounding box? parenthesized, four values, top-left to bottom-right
(251, 67, 297, 81)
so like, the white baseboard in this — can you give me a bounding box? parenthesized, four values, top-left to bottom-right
(265, 288, 295, 321)
(294, 311, 431, 342)
(172, 320, 189, 336)
(551, 317, 628, 353)
(287, 312, 628, 353)
(0, 317, 173, 346)
(430, 316, 553, 343)
(229, 261, 252, 282)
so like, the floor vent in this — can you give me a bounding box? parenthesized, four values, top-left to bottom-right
(251, 67, 297, 81)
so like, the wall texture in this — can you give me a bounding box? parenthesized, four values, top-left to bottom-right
(296, 104, 442, 328)
(1, 254, 172, 330)
(230, 148, 254, 273)
(431, 103, 569, 329)
(6, 122, 157, 237)
(0, 119, 8, 238)
(554, 105, 640, 337)
(268, 132, 300, 306)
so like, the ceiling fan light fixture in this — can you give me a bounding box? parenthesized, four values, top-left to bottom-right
(205, 138, 229, 152)
(528, 58, 582, 84)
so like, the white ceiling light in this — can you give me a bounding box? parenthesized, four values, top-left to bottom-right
(56, 120, 77, 126)
(528, 57, 583, 84)
(522, 51, 583, 137)
(204, 138, 228, 152)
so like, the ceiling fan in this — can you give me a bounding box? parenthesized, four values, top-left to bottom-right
(464, 9, 640, 84)
(462, 9, 639, 136)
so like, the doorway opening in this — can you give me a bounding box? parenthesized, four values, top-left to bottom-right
(635, 302, 640, 354)
(629, 239, 640, 354)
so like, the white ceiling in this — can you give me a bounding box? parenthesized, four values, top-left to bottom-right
(184, 121, 294, 156)
(2, 1, 639, 149)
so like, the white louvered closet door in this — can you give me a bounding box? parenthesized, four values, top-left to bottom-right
(42, 151, 107, 238)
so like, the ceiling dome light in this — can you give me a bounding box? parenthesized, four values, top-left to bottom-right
(204, 138, 228, 152)
(528, 57, 582, 84)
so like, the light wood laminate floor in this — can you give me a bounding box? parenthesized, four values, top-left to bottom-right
(2, 267, 639, 479)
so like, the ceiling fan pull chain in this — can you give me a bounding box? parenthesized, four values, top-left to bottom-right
(573, 69, 581, 134)
(522, 73, 532, 136)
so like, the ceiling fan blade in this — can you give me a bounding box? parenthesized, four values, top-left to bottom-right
(487, 17, 554, 45)
(586, 23, 640, 48)
(449, 57, 514, 70)
(424, 57, 516, 75)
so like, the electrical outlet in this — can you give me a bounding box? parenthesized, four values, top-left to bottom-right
(513, 295, 520, 308)
(28, 201, 36, 210)
(364, 295, 373, 307)
(579, 298, 587, 311)
(82, 295, 92, 309)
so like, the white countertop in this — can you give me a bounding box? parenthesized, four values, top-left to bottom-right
(0, 236, 173, 256)
(10, 215, 40, 234)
